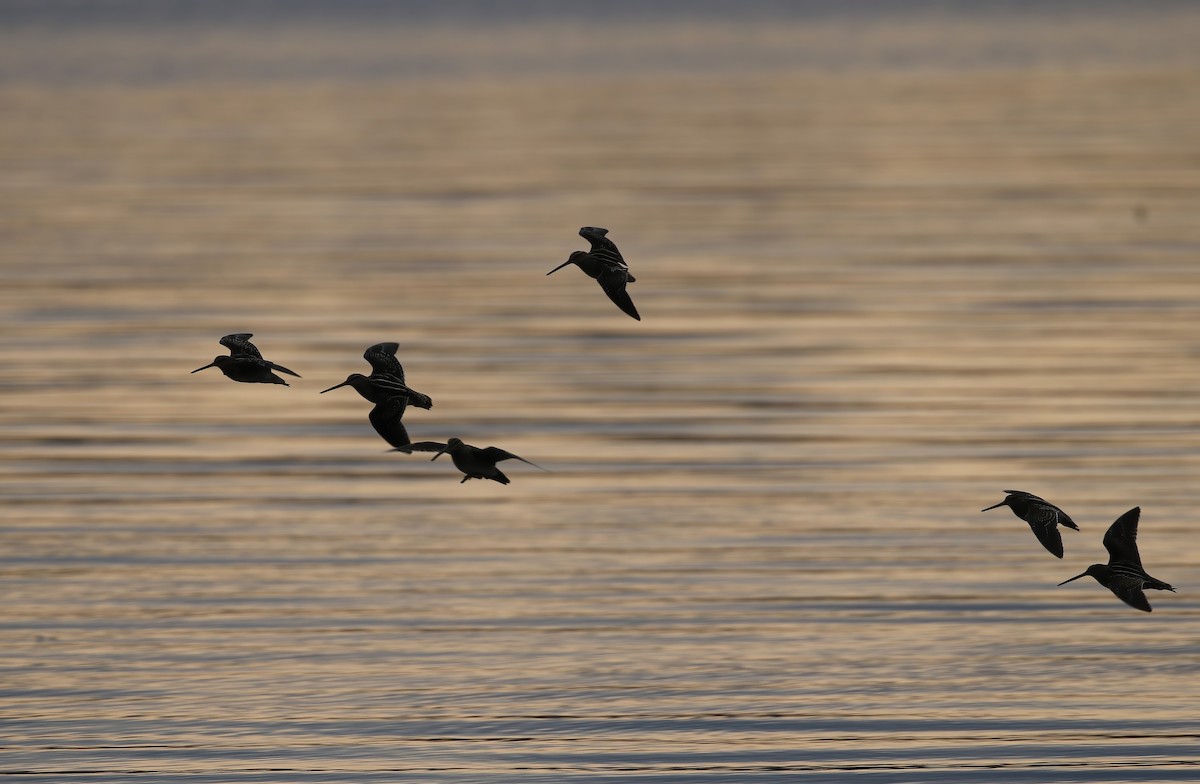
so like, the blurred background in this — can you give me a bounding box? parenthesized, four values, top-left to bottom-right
(2, 2, 1200, 781)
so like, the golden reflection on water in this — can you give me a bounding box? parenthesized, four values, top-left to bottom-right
(2, 16, 1200, 782)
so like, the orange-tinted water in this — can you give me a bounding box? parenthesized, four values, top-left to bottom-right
(2, 7, 1200, 781)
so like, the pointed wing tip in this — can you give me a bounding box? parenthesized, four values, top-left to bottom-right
(518, 458, 551, 472)
(1115, 585, 1153, 612)
(602, 288, 641, 320)
(1104, 507, 1145, 564)
(1030, 523, 1065, 559)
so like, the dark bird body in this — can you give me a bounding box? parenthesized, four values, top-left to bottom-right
(192, 333, 300, 386)
(321, 342, 431, 448)
(393, 437, 547, 484)
(982, 489, 1079, 558)
(360, 342, 433, 410)
(547, 226, 640, 320)
(1058, 507, 1175, 612)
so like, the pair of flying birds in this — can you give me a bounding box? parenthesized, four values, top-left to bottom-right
(983, 490, 1176, 612)
(322, 343, 546, 484)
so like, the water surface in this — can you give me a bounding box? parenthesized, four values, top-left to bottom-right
(2, 7, 1200, 782)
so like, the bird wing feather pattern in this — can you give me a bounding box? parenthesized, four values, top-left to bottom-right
(364, 342, 406, 382)
(1103, 507, 1143, 568)
(220, 333, 262, 359)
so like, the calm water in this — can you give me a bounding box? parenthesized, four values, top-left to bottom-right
(3, 7, 1200, 782)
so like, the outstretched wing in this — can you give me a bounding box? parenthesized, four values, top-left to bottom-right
(1027, 515, 1066, 559)
(481, 447, 548, 472)
(266, 361, 301, 378)
(220, 333, 262, 359)
(597, 268, 640, 321)
(1026, 503, 1069, 555)
(364, 342, 405, 382)
(393, 441, 448, 454)
(1103, 507, 1143, 568)
(1054, 507, 1080, 531)
(1107, 581, 1152, 612)
(368, 398, 411, 449)
(580, 227, 629, 269)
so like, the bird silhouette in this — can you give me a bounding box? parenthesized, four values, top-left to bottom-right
(981, 489, 1079, 558)
(192, 333, 300, 385)
(321, 343, 431, 448)
(321, 375, 413, 448)
(1058, 507, 1175, 612)
(392, 437, 547, 484)
(546, 226, 640, 320)
(361, 342, 433, 409)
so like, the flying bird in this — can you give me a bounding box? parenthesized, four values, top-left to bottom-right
(392, 437, 547, 484)
(981, 489, 1080, 558)
(323, 342, 432, 409)
(361, 342, 433, 409)
(192, 333, 300, 386)
(1058, 506, 1175, 612)
(546, 226, 640, 320)
(321, 376, 413, 448)
(321, 342, 432, 448)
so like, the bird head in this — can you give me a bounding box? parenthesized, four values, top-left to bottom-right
(320, 373, 369, 394)
(433, 437, 464, 461)
(546, 251, 588, 276)
(191, 356, 232, 374)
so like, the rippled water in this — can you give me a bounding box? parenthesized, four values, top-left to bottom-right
(3, 8, 1200, 782)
